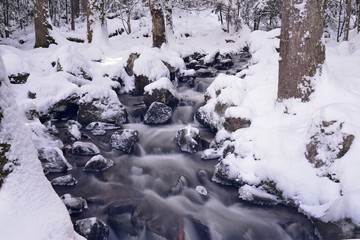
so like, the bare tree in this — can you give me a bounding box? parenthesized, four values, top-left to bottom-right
(34, 0, 56, 48)
(149, 0, 166, 48)
(278, 0, 325, 102)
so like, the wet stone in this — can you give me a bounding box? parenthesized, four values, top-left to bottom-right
(51, 174, 77, 186)
(83, 155, 114, 172)
(175, 125, 201, 153)
(75, 217, 109, 240)
(86, 121, 120, 136)
(71, 141, 100, 156)
(110, 129, 139, 153)
(60, 193, 88, 214)
(144, 102, 172, 124)
(38, 147, 71, 175)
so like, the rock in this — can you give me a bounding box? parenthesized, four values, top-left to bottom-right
(238, 184, 280, 205)
(125, 53, 140, 76)
(60, 193, 88, 214)
(65, 120, 82, 129)
(72, 141, 100, 156)
(67, 123, 82, 140)
(143, 77, 179, 108)
(196, 68, 217, 78)
(204, 50, 220, 66)
(41, 94, 79, 121)
(51, 174, 78, 186)
(175, 125, 201, 153)
(77, 95, 127, 125)
(38, 147, 72, 175)
(178, 69, 197, 86)
(305, 120, 355, 169)
(133, 74, 150, 95)
(108, 214, 138, 237)
(84, 155, 114, 172)
(201, 148, 223, 160)
(9, 73, 30, 84)
(53, 45, 92, 80)
(223, 106, 253, 132)
(75, 217, 109, 240)
(170, 176, 187, 194)
(86, 122, 121, 136)
(214, 59, 234, 70)
(144, 102, 172, 124)
(110, 129, 139, 153)
(195, 186, 208, 196)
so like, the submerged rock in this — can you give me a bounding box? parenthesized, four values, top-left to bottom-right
(175, 125, 201, 153)
(38, 147, 72, 175)
(110, 129, 139, 153)
(72, 141, 100, 156)
(60, 193, 88, 214)
(170, 176, 187, 194)
(144, 102, 172, 124)
(51, 174, 78, 186)
(84, 155, 114, 172)
(195, 185, 208, 196)
(75, 217, 109, 240)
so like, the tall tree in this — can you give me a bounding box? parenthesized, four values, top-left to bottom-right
(149, 0, 166, 48)
(278, 0, 325, 102)
(343, 0, 352, 40)
(164, 0, 174, 33)
(86, 0, 108, 43)
(71, 0, 80, 30)
(34, 0, 56, 48)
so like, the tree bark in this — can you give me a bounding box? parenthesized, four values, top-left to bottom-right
(34, 0, 56, 48)
(344, 0, 352, 40)
(86, 0, 108, 43)
(278, 0, 325, 102)
(149, 0, 167, 48)
(164, 0, 174, 33)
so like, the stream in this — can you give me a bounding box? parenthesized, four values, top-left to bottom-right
(46, 53, 320, 240)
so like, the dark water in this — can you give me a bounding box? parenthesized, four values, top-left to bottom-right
(47, 54, 320, 240)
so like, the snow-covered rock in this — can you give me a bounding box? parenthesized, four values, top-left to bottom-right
(144, 102, 172, 124)
(196, 67, 217, 78)
(223, 106, 253, 132)
(51, 174, 78, 186)
(77, 87, 127, 125)
(195, 185, 208, 196)
(52, 45, 92, 80)
(86, 121, 121, 136)
(72, 141, 100, 156)
(110, 129, 139, 153)
(84, 155, 114, 172)
(1, 48, 30, 84)
(67, 123, 82, 141)
(175, 125, 201, 153)
(75, 217, 109, 240)
(143, 77, 179, 108)
(178, 69, 196, 87)
(61, 193, 88, 214)
(38, 147, 72, 175)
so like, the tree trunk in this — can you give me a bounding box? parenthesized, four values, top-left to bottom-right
(71, 0, 76, 30)
(34, 0, 56, 48)
(149, 0, 166, 48)
(86, 0, 108, 43)
(164, 0, 174, 33)
(344, 0, 352, 40)
(278, 0, 325, 102)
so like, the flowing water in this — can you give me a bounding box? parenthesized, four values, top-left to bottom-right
(47, 54, 320, 240)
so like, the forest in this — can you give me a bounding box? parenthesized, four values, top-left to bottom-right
(1, 0, 360, 240)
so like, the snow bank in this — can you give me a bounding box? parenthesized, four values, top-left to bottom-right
(0, 55, 83, 240)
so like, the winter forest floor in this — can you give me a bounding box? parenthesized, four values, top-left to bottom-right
(1, 8, 360, 240)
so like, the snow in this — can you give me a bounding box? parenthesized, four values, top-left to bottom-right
(144, 77, 177, 95)
(1, 5, 360, 236)
(0, 55, 83, 239)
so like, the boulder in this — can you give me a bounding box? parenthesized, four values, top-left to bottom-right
(86, 122, 121, 136)
(72, 141, 100, 156)
(144, 102, 172, 124)
(178, 69, 196, 87)
(223, 106, 252, 132)
(60, 193, 88, 214)
(110, 129, 139, 153)
(51, 174, 78, 186)
(196, 68, 217, 78)
(41, 94, 79, 121)
(75, 217, 109, 240)
(38, 147, 72, 175)
(77, 96, 127, 125)
(143, 77, 179, 108)
(305, 120, 354, 168)
(175, 125, 201, 153)
(84, 155, 114, 172)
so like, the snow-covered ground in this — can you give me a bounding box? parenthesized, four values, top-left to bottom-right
(1, 7, 360, 238)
